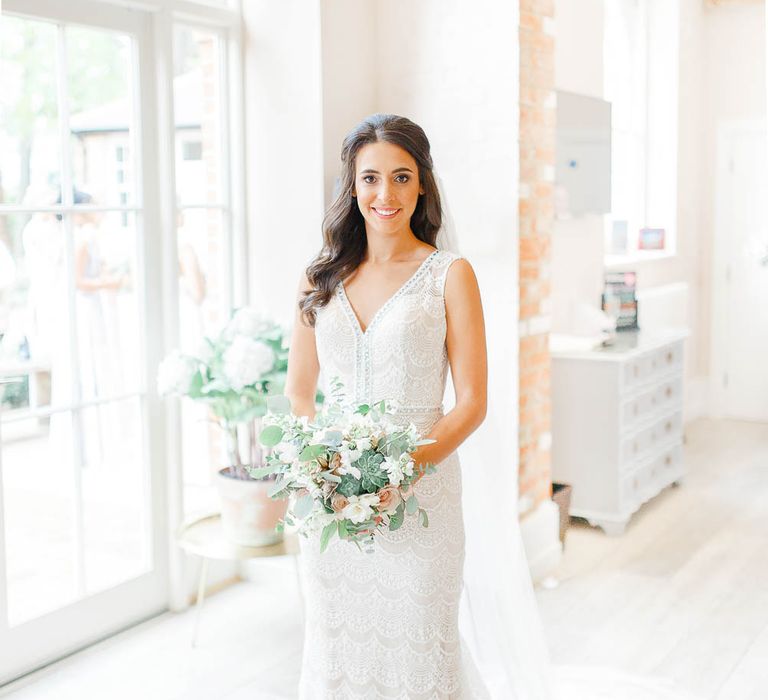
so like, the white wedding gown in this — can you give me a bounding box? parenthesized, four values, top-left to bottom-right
(294, 247, 702, 700)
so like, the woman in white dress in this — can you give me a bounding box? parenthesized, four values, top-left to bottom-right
(283, 114, 702, 700)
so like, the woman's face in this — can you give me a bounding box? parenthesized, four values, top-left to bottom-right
(352, 140, 425, 237)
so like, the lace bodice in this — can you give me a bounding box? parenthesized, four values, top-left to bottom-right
(315, 249, 461, 416)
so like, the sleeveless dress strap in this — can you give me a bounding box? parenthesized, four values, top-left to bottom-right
(435, 250, 464, 298)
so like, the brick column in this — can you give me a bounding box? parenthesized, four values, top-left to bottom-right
(518, 0, 555, 516)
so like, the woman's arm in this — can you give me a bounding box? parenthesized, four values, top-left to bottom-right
(411, 258, 488, 480)
(284, 270, 320, 420)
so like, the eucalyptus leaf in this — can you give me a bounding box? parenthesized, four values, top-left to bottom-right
(388, 508, 404, 531)
(294, 493, 314, 519)
(337, 519, 349, 540)
(260, 425, 284, 447)
(405, 494, 419, 515)
(247, 465, 275, 479)
(320, 520, 338, 553)
(299, 444, 327, 462)
(318, 471, 342, 483)
(268, 478, 286, 498)
(419, 508, 429, 528)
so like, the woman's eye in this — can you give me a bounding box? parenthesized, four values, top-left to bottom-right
(395, 174, 409, 183)
(362, 175, 376, 184)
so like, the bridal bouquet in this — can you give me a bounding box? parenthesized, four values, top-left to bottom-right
(248, 382, 437, 553)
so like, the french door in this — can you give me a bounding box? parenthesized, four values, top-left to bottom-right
(0, 0, 168, 683)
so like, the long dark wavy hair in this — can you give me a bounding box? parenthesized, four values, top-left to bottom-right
(299, 113, 443, 327)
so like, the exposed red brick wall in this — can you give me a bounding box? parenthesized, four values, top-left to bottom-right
(519, 0, 554, 516)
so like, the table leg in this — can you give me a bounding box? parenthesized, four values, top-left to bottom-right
(191, 556, 209, 648)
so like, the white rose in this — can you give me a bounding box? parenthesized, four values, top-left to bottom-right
(310, 429, 327, 445)
(382, 456, 405, 486)
(341, 494, 379, 524)
(275, 441, 299, 463)
(402, 459, 415, 477)
(222, 337, 275, 391)
(157, 351, 198, 395)
(354, 436, 372, 451)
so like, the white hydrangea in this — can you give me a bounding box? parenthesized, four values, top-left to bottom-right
(226, 307, 274, 339)
(192, 338, 216, 365)
(222, 336, 275, 391)
(157, 351, 198, 395)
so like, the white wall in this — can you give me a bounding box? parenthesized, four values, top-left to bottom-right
(549, 0, 767, 421)
(319, 0, 377, 204)
(243, 0, 326, 329)
(554, 0, 603, 99)
(317, 1, 520, 496)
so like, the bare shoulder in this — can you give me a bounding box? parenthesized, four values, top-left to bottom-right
(444, 256, 481, 303)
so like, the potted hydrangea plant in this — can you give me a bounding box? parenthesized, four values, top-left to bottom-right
(158, 307, 317, 546)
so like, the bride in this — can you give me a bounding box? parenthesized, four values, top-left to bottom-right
(283, 113, 700, 700)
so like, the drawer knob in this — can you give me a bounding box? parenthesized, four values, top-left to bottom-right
(665, 387, 672, 398)
(666, 352, 673, 363)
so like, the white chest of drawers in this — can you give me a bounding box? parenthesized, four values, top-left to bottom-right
(550, 331, 688, 536)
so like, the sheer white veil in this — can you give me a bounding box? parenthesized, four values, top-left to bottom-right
(434, 174, 556, 699)
(434, 175, 704, 700)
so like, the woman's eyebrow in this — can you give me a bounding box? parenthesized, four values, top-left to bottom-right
(359, 167, 414, 175)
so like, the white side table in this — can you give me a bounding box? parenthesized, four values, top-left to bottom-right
(176, 513, 302, 646)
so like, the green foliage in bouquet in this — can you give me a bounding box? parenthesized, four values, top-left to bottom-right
(249, 378, 438, 552)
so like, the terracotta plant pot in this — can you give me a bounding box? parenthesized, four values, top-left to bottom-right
(216, 468, 289, 547)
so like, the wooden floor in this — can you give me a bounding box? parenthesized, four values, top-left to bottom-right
(1, 418, 766, 699)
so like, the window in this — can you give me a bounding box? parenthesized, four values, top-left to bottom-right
(604, 0, 679, 263)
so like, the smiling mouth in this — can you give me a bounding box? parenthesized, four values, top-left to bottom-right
(372, 207, 400, 219)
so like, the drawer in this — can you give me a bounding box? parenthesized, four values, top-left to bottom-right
(621, 385, 656, 430)
(652, 341, 684, 378)
(652, 376, 683, 412)
(621, 340, 684, 391)
(622, 354, 655, 389)
(619, 409, 683, 470)
(620, 461, 653, 509)
(622, 441, 683, 508)
(654, 441, 684, 482)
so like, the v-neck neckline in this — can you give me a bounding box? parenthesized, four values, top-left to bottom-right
(337, 249, 440, 337)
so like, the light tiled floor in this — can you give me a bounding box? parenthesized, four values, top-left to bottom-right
(1, 418, 766, 699)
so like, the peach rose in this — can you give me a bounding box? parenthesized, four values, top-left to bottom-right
(331, 493, 349, 513)
(376, 485, 402, 515)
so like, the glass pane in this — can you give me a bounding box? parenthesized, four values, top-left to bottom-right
(1, 410, 78, 627)
(176, 207, 229, 519)
(73, 211, 141, 402)
(66, 25, 135, 208)
(0, 214, 73, 414)
(0, 15, 61, 206)
(177, 207, 228, 346)
(173, 26, 223, 205)
(80, 397, 150, 594)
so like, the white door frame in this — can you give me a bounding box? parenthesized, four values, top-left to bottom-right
(0, 0, 169, 684)
(710, 119, 767, 421)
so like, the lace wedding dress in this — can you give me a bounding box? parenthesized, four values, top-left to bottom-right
(298, 249, 487, 699)
(294, 244, 703, 700)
